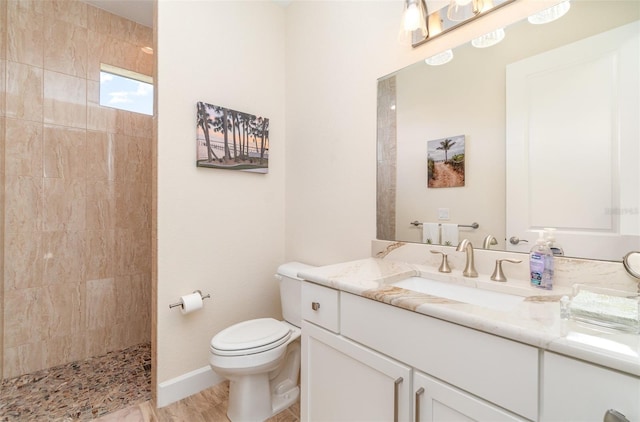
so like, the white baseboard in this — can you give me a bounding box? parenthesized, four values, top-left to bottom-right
(157, 366, 225, 408)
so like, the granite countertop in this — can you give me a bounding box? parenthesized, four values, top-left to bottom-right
(297, 257, 640, 377)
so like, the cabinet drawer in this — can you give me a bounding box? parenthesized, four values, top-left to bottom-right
(340, 292, 538, 420)
(302, 282, 339, 333)
(542, 352, 640, 421)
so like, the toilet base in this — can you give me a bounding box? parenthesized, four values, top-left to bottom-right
(225, 341, 300, 421)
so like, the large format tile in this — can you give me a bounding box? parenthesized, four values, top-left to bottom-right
(6, 0, 44, 67)
(43, 70, 87, 128)
(5, 175, 43, 232)
(3, 342, 44, 379)
(0, 60, 6, 114)
(86, 181, 115, 230)
(85, 229, 115, 280)
(0, 2, 6, 60)
(5, 118, 42, 177)
(43, 178, 86, 231)
(86, 131, 116, 181)
(44, 17, 87, 77)
(4, 229, 43, 290)
(41, 230, 87, 285)
(43, 125, 87, 179)
(5, 61, 43, 122)
(86, 278, 116, 331)
(43, 0, 88, 28)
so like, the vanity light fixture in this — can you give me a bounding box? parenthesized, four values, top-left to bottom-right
(527, 0, 570, 25)
(425, 49, 454, 66)
(447, 0, 483, 22)
(402, 0, 428, 37)
(427, 11, 444, 37)
(471, 27, 505, 48)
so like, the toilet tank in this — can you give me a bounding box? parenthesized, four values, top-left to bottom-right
(276, 262, 315, 328)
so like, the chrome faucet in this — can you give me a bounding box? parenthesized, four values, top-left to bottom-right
(456, 239, 478, 277)
(483, 235, 498, 249)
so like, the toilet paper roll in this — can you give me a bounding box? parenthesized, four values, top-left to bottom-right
(180, 292, 203, 314)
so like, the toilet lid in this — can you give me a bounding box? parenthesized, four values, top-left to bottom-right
(210, 318, 291, 355)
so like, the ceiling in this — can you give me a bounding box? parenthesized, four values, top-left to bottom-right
(84, 0, 154, 27)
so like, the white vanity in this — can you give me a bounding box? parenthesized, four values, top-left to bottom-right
(297, 242, 640, 422)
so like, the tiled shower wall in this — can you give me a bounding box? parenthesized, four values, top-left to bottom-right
(1, 0, 153, 379)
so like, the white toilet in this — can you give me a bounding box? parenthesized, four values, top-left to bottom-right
(209, 262, 313, 422)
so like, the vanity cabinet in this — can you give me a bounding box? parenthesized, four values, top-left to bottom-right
(414, 371, 525, 422)
(541, 351, 640, 421)
(300, 281, 536, 421)
(301, 321, 412, 421)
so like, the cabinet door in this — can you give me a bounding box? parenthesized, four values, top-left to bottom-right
(414, 371, 526, 422)
(301, 321, 411, 422)
(542, 352, 640, 421)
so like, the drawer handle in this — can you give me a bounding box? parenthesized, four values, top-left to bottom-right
(311, 302, 320, 311)
(394, 377, 403, 422)
(415, 387, 425, 422)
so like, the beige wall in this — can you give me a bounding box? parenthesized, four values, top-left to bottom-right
(2, 0, 153, 379)
(154, 0, 597, 392)
(156, 0, 287, 383)
(283, 0, 587, 266)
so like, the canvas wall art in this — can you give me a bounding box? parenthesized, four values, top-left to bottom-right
(196, 101, 269, 173)
(427, 135, 465, 188)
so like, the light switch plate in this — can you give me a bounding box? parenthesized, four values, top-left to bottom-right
(438, 208, 450, 220)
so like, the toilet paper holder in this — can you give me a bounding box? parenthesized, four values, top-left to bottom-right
(169, 290, 211, 310)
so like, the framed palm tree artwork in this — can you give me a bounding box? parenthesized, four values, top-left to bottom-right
(427, 135, 465, 188)
(196, 101, 269, 173)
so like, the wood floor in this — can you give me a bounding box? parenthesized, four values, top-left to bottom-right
(93, 381, 300, 422)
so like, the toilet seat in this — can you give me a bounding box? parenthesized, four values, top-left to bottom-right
(211, 318, 292, 356)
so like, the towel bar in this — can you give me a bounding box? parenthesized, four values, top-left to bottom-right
(410, 221, 479, 229)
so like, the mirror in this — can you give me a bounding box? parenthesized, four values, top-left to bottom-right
(377, 0, 640, 261)
(623, 252, 640, 279)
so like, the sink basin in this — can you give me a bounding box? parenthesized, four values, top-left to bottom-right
(391, 276, 524, 311)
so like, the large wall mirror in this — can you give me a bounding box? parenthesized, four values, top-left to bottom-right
(377, 0, 640, 262)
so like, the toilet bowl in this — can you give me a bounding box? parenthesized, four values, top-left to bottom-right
(209, 262, 313, 422)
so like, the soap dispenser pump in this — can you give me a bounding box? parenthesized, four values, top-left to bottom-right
(529, 231, 554, 290)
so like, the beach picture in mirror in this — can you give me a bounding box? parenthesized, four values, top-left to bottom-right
(427, 135, 465, 188)
(196, 101, 269, 173)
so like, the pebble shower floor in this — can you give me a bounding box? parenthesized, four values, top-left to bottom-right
(0, 343, 151, 421)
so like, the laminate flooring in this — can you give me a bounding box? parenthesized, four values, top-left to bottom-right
(93, 381, 300, 422)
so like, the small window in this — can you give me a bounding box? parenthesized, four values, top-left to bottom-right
(100, 64, 153, 116)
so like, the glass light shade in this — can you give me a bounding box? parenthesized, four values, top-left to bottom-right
(527, 0, 570, 25)
(471, 27, 505, 48)
(425, 49, 454, 66)
(447, 0, 483, 22)
(404, 2, 421, 30)
(401, 0, 428, 38)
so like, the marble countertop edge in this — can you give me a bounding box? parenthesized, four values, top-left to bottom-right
(298, 257, 640, 377)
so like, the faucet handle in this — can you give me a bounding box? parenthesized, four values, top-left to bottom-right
(430, 250, 452, 273)
(491, 259, 522, 282)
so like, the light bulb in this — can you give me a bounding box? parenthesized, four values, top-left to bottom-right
(404, 2, 421, 31)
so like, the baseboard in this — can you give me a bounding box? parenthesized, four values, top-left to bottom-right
(157, 366, 225, 408)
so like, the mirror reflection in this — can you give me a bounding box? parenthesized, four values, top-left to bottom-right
(377, 0, 640, 261)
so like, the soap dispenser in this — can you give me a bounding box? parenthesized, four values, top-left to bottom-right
(530, 231, 554, 290)
(544, 227, 564, 256)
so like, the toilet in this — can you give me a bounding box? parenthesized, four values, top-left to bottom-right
(209, 262, 313, 422)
